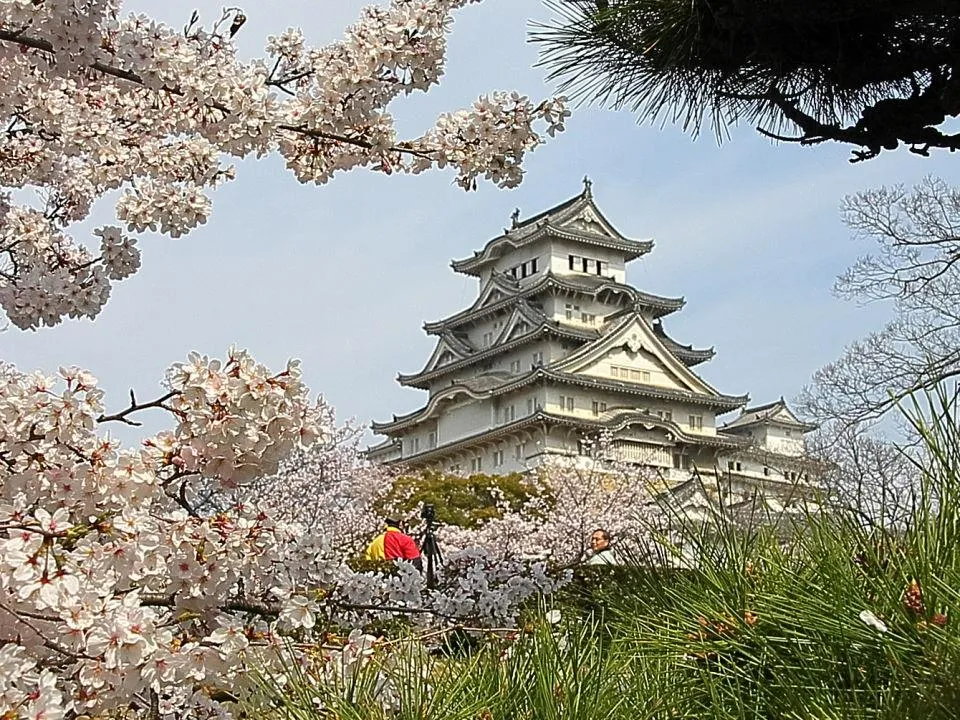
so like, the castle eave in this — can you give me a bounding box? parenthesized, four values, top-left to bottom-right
(451, 223, 653, 277)
(424, 272, 683, 334)
(540, 370, 748, 411)
(381, 408, 747, 467)
(397, 323, 597, 388)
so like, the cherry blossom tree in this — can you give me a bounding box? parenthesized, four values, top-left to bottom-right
(0, 1, 573, 717)
(0, 352, 567, 720)
(440, 442, 658, 567)
(0, 350, 328, 717)
(243, 404, 397, 557)
(0, 0, 568, 330)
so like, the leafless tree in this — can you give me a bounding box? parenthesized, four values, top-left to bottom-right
(807, 423, 921, 527)
(799, 176, 960, 428)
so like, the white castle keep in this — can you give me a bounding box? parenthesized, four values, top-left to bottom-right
(368, 181, 819, 518)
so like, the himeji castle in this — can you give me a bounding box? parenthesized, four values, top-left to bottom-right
(368, 181, 820, 514)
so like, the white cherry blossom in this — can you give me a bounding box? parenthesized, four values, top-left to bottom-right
(0, 0, 566, 330)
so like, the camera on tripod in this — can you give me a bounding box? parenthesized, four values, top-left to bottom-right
(419, 502, 442, 588)
(420, 502, 436, 524)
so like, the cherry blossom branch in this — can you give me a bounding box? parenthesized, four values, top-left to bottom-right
(97, 389, 177, 426)
(0, 28, 439, 161)
(0, 601, 93, 660)
(139, 592, 281, 617)
(275, 124, 438, 159)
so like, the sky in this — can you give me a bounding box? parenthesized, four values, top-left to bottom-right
(3, 0, 958, 440)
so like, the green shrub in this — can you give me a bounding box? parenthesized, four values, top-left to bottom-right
(378, 470, 542, 528)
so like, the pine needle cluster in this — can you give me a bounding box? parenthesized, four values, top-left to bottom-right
(532, 0, 960, 157)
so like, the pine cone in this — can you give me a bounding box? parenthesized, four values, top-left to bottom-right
(903, 579, 924, 615)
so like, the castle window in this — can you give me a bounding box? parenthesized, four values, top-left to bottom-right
(763, 466, 769, 476)
(559, 395, 574, 411)
(493, 449, 504, 467)
(482, 332, 493, 347)
(568, 254, 607, 275)
(672, 453, 682, 469)
(428, 431, 437, 449)
(565, 303, 580, 320)
(413, 438, 420, 453)
(515, 444, 523, 460)
(581, 312, 596, 324)
(470, 457, 482, 472)
(510, 359, 521, 373)
(727, 461, 734, 470)
(510, 258, 540, 279)
(531, 351, 543, 367)
(592, 400, 600, 416)
(688, 415, 703, 430)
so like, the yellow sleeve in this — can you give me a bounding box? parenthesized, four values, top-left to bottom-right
(365, 533, 386, 560)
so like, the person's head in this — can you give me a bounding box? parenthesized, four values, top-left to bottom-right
(590, 528, 611, 552)
(385, 517, 405, 532)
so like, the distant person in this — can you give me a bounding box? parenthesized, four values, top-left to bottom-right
(365, 518, 423, 571)
(586, 528, 618, 565)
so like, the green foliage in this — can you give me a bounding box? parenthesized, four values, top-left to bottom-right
(379, 470, 542, 528)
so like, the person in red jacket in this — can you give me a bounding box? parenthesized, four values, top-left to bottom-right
(365, 518, 423, 571)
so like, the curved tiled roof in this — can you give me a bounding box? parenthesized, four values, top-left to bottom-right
(398, 319, 598, 389)
(451, 222, 653, 276)
(374, 367, 748, 434)
(722, 399, 818, 433)
(424, 271, 683, 334)
(652, 320, 715, 367)
(449, 191, 653, 277)
(377, 408, 747, 466)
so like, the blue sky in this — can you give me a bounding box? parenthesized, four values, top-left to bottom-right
(3, 0, 956, 438)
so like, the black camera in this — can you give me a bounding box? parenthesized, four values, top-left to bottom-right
(420, 503, 436, 523)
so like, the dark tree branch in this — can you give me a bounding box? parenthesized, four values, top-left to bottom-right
(97, 389, 177, 426)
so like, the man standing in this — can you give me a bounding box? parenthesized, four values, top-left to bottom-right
(586, 528, 618, 565)
(365, 518, 423, 571)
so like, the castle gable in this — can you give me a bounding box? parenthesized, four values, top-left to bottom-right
(553, 314, 719, 397)
(495, 302, 544, 345)
(555, 199, 620, 239)
(418, 333, 473, 376)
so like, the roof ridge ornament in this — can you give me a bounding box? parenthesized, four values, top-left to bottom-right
(582, 175, 593, 198)
(510, 207, 520, 228)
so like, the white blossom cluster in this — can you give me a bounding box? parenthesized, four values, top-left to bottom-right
(0, 0, 568, 329)
(440, 446, 659, 567)
(0, 355, 579, 720)
(0, 353, 327, 719)
(245, 406, 397, 557)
